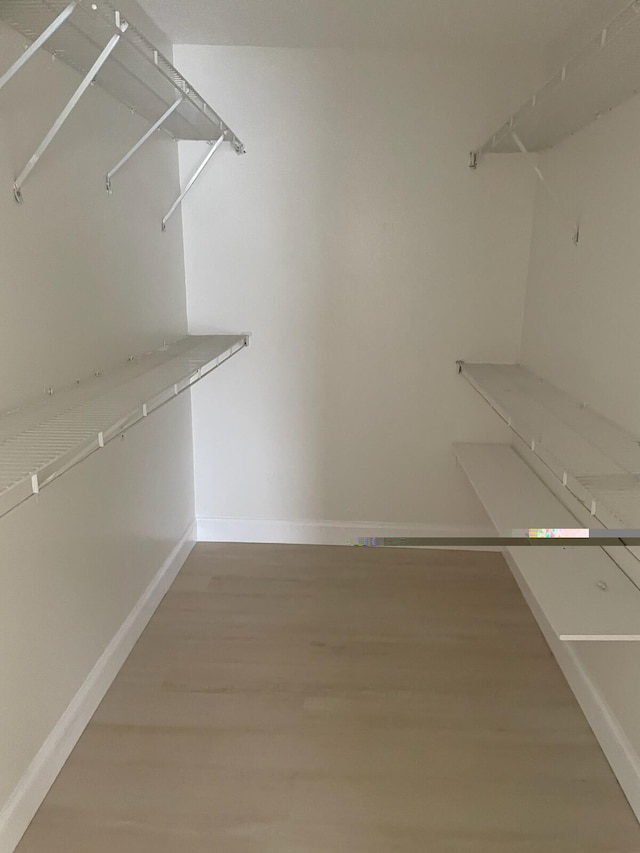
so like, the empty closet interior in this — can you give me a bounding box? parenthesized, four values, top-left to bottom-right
(2, 0, 640, 849)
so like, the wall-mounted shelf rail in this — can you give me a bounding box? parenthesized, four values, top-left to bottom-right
(0, 334, 248, 519)
(455, 443, 640, 641)
(473, 0, 640, 157)
(0, 0, 245, 208)
(457, 361, 640, 563)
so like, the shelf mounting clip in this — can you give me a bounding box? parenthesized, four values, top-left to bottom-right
(162, 133, 225, 231)
(106, 95, 185, 193)
(12, 11, 129, 203)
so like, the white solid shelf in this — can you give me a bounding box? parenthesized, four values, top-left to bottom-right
(0, 334, 248, 518)
(457, 361, 640, 555)
(454, 442, 640, 641)
(476, 0, 640, 155)
(0, 0, 244, 151)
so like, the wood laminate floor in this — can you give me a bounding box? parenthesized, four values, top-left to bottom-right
(16, 544, 640, 852)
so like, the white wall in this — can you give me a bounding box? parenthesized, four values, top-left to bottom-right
(522, 94, 640, 438)
(520, 91, 640, 792)
(0, 14, 194, 835)
(176, 45, 541, 537)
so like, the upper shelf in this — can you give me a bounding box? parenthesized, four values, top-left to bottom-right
(0, 0, 245, 151)
(457, 361, 640, 551)
(476, 0, 640, 156)
(0, 334, 248, 519)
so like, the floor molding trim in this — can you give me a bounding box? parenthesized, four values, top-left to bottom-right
(504, 549, 640, 823)
(0, 521, 196, 853)
(197, 517, 498, 549)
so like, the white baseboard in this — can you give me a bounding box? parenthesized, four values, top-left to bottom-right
(197, 517, 498, 549)
(4, 518, 636, 848)
(0, 521, 196, 853)
(504, 549, 640, 823)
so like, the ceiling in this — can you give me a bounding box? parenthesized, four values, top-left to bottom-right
(137, 0, 629, 54)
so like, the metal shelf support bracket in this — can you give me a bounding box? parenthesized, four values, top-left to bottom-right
(0, 1, 77, 93)
(511, 131, 580, 244)
(13, 12, 128, 203)
(106, 95, 185, 193)
(162, 134, 225, 230)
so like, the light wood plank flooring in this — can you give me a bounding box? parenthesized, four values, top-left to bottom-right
(16, 543, 640, 852)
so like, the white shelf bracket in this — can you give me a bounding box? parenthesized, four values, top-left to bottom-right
(106, 95, 185, 193)
(0, 1, 77, 93)
(13, 14, 129, 203)
(162, 134, 225, 231)
(511, 131, 580, 245)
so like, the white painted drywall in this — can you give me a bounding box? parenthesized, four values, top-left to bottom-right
(0, 16, 194, 820)
(142, 0, 598, 53)
(520, 90, 640, 789)
(522, 94, 640, 438)
(176, 45, 541, 534)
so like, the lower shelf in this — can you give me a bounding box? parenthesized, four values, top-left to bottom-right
(454, 442, 640, 641)
(0, 334, 248, 518)
(457, 361, 640, 565)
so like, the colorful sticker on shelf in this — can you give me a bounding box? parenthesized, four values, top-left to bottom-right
(528, 528, 589, 538)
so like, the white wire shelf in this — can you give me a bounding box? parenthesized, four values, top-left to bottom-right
(475, 0, 640, 156)
(0, 0, 244, 151)
(0, 334, 248, 518)
(454, 442, 640, 641)
(457, 361, 640, 557)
